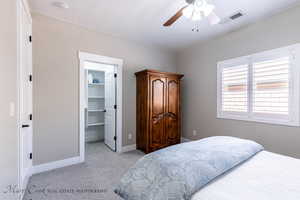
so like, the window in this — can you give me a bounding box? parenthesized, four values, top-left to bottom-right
(217, 44, 300, 126)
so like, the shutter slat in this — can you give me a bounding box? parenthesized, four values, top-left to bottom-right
(222, 64, 248, 112)
(223, 76, 248, 81)
(254, 66, 288, 73)
(253, 57, 289, 115)
(254, 72, 288, 78)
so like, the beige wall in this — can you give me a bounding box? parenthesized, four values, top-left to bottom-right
(32, 5, 300, 165)
(177, 6, 300, 158)
(32, 13, 177, 165)
(0, 0, 18, 199)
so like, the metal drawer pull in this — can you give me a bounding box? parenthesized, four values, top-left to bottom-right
(22, 124, 30, 128)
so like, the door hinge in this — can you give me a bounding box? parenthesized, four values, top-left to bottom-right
(29, 114, 32, 121)
(29, 35, 32, 43)
(29, 74, 32, 82)
(29, 153, 33, 160)
(114, 105, 117, 109)
(114, 136, 117, 141)
(114, 73, 117, 78)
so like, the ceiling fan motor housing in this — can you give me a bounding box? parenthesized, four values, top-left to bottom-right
(186, 0, 196, 4)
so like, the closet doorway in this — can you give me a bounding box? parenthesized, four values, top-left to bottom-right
(79, 52, 123, 162)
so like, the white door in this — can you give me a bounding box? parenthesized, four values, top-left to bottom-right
(19, 2, 33, 189)
(104, 66, 116, 151)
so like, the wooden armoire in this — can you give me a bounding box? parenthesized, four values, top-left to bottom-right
(135, 70, 184, 153)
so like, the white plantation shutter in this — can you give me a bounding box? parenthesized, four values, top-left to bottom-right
(253, 57, 289, 116)
(222, 65, 248, 113)
(217, 44, 300, 126)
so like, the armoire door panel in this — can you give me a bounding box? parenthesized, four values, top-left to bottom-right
(166, 116, 179, 144)
(150, 76, 167, 149)
(166, 79, 180, 143)
(151, 114, 165, 148)
(152, 79, 165, 115)
(168, 80, 179, 115)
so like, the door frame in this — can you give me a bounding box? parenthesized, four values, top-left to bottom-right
(17, 0, 32, 198)
(79, 51, 123, 162)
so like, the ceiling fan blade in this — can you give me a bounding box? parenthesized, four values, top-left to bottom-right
(207, 11, 221, 25)
(163, 6, 188, 27)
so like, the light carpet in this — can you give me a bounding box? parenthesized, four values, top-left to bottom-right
(23, 142, 144, 200)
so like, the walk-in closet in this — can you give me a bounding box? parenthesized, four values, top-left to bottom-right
(84, 61, 117, 152)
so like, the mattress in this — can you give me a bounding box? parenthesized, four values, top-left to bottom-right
(192, 151, 300, 200)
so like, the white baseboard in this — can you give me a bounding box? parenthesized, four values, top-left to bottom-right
(181, 137, 192, 143)
(121, 144, 136, 153)
(32, 156, 82, 175)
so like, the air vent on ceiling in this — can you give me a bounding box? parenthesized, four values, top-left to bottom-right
(220, 11, 245, 24)
(230, 12, 244, 20)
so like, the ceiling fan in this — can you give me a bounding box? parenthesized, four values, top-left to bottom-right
(163, 0, 221, 27)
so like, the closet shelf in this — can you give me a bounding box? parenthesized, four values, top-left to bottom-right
(88, 96, 105, 99)
(88, 109, 105, 112)
(87, 122, 105, 127)
(88, 83, 104, 86)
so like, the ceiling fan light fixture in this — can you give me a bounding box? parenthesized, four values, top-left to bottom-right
(201, 4, 215, 17)
(163, 0, 220, 27)
(207, 11, 221, 25)
(182, 5, 194, 18)
(191, 11, 203, 21)
(183, 0, 216, 20)
(183, 6, 203, 21)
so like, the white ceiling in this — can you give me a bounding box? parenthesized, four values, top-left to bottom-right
(28, 0, 300, 51)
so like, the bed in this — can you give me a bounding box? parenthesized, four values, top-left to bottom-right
(192, 151, 300, 200)
(115, 136, 300, 200)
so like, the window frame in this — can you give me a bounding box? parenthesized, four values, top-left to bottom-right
(217, 44, 300, 127)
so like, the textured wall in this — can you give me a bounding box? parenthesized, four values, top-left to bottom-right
(177, 6, 300, 158)
(32, 13, 176, 165)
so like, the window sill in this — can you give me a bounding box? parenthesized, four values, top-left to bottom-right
(217, 114, 299, 127)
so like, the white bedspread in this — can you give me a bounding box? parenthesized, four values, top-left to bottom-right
(191, 151, 300, 200)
